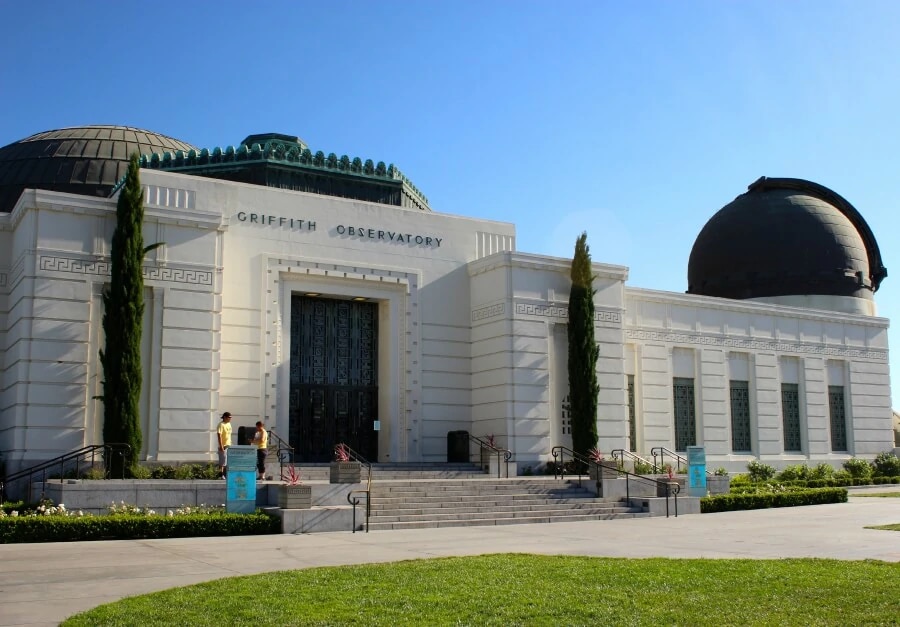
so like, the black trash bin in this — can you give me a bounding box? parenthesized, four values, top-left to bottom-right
(447, 430, 469, 463)
(237, 426, 254, 446)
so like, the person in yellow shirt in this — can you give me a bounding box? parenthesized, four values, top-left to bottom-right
(250, 421, 269, 480)
(217, 412, 232, 478)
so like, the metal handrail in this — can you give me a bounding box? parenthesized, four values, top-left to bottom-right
(551, 446, 679, 517)
(469, 435, 513, 478)
(651, 446, 711, 476)
(340, 444, 372, 533)
(266, 428, 294, 478)
(0, 444, 131, 503)
(611, 448, 660, 473)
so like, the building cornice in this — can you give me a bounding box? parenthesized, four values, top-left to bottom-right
(468, 251, 629, 281)
(626, 286, 889, 327)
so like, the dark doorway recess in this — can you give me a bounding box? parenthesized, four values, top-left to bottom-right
(289, 295, 378, 462)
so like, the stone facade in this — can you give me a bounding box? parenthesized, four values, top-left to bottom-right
(0, 168, 893, 474)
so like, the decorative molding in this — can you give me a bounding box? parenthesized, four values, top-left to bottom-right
(0, 272, 6, 287)
(515, 301, 622, 324)
(625, 329, 887, 361)
(38, 255, 213, 286)
(471, 302, 505, 322)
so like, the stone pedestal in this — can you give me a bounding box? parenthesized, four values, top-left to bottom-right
(330, 461, 361, 484)
(278, 485, 312, 509)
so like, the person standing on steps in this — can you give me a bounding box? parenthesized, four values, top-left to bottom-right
(250, 420, 269, 480)
(217, 412, 232, 478)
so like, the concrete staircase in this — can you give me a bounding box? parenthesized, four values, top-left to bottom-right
(268, 462, 649, 530)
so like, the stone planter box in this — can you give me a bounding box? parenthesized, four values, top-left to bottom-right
(589, 462, 619, 481)
(329, 461, 361, 484)
(656, 478, 684, 497)
(278, 485, 312, 509)
(706, 475, 731, 495)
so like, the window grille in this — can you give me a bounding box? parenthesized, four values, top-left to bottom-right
(828, 385, 848, 451)
(781, 383, 802, 452)
(672, 377, 696, 451)
(730, 380, 751, 452)
(627, 375, 636, 452)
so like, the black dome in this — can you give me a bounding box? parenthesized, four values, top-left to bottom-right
(0, 125, 196, 213)
(687, 177, 887, 301)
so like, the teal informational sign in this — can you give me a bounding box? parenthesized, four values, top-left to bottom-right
(226, 445, 257, 514)
(686, 445, 707, 497)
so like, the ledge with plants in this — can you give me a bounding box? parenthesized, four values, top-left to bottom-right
(0, 500, 279, 544)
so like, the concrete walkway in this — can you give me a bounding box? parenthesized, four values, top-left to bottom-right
(1, 494, 898, 626)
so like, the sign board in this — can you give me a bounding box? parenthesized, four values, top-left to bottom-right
(226, 445, 257, 514)
(686, 445, 707, 497)
(373, 420, 381, 431)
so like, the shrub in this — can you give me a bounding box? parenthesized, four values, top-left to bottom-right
(633, 459, 655, 475)
(729, 473, 751, 486)
(747, 460, 776, 482)
(0, 511, 280, 544)
(130, 465, 152, 479)
(713, 467, 729, 477)
(776, 464, 810, 482)
(151, 465, 177, 479)
(872, 451, 900, 477)
(700, 487, 847, 513)
(809, 463, 835, 481)
(842, 458, 872, 480)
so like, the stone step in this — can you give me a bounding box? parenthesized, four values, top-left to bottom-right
(372, 495, 620, 510)
(367, 511, 650, 531)
(369, 493, 597, 506)
(371, 506, 638, 524)
(370, 485, 588, 495)
(369, 502, 631, 517)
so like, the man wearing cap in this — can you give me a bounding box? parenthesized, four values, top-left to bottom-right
(217, 412, 232, 478)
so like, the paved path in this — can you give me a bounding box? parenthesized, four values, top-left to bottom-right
(1, 495, 898, 626)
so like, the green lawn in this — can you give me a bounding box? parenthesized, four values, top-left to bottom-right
(63, 555, 899, 626)
(867, 523, 900, 531)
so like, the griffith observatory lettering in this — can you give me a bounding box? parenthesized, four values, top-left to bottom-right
(335, 225, 442, 247)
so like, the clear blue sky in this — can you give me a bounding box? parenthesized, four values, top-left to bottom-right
(2, 1, 899, 404)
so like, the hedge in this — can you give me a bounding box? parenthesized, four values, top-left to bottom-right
(700, 487, 848, 514)
(0, 512, 280, 544)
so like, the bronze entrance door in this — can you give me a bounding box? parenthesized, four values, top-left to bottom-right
(289, 295, 378, 462)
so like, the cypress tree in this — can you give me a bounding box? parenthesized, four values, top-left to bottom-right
(567, 231, 599, 457)
(100, 153, 148, 476)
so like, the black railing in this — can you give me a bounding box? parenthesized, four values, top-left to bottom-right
(0, 444, 131, 503)
(470, 435, 513, 478)
(651, 446, 711, 476)
(342, 444, 372, 533)
(551, 446, 679, 517)
(611, 448, 659, 473)
(267, 428, 294, 478)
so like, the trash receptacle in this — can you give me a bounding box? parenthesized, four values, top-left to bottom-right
(237, 426, 253, 446)
(447, 430, 469, 463)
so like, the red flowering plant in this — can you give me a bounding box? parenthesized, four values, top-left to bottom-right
(282, 465, 303, 486)
(486, 434, 496, 448)
(587, 448, 604, 464)
(334, 443, 351, 462)
(665, 464, 675, 480)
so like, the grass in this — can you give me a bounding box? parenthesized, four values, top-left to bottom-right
(853, 492, 900, 498)
(866, 524, 900, 531)
(63, 554, 899, 626)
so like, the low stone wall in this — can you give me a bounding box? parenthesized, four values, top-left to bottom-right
(38, 479, 362, 531)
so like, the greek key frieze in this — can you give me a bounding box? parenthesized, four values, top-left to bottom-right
(39, 255, 212, 286)
(624, 329, 886, 361)
(513, 301, 621, 324)
(472, 302, 505, 321)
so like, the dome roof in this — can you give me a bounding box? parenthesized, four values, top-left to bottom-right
(687, 177, 887, 301)
(0, 125, 196, 213)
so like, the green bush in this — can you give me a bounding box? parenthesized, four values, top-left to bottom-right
(729, 473, 750, 486)
(633, 459, 655, 475)
(0, 511, 279, 544)
(873, 476, 900, 485)
(130, 465, 152, 479)
(842, 457, 873, 480)
(747, 460, 776, 482)
(701, 488, 847, 513)
(808, 463, 835, 481)
(872, 451, 900, 477)
(776, 464, 810, 482)
(713, 467, 729, 477)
